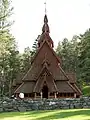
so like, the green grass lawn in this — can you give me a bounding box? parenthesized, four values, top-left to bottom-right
(0, 109, 90, 120)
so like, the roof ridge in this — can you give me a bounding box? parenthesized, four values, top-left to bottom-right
(14, 82, 24, 93)
(58, 64, 70, 80)
(67, 81, 77, 93)
(73, 84, 82, 94)
(22, 63, 35, 81)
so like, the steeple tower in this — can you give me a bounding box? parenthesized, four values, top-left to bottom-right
(37, 2, 54, 48)
(38, 13, 54, 48)
(42, 14, 50, 34)
(42, 2, 49, 34)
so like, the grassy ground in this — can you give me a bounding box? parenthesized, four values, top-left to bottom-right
(0, 109, 90, 120)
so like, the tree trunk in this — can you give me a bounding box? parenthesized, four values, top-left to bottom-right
(9, 79, 12, 97)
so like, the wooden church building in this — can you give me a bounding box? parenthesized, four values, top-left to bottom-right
(14, 14, 82, 99)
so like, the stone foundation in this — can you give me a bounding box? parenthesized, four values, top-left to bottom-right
(0, 97, 90, 112)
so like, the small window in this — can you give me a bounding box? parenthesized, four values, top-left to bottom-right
(29, 93, 34, 97)
(50, 93, 54, 96)
(71, 93, 74, 97)
(60, 93, 62, 97)
(68, 93, 70, 97)
(36, 93, 40, 96)
(64, 93, 66, 97)
(24, 94, 28, 97)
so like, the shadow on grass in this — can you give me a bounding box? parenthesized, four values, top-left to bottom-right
(26, 109, 90, 120)
(0, 110, 50, 119)
(0, 109, 90, 120)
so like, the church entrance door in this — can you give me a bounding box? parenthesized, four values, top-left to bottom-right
(42, 85, 48, 98)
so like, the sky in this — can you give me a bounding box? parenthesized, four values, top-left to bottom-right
(11, 0, 90, 53)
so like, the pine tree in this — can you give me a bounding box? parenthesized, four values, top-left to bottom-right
(78, 29, 90, 84)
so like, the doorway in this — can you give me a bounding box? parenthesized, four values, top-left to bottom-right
(42, 85, 48, 98)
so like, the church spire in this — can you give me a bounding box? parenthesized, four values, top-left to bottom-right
(38, 2, 54, 48)
(42, 2, 50, 34)
(44, 2, 47, 15)
(42, 14, 50, 34)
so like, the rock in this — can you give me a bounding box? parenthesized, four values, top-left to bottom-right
(18, 107, 26, 112)
(3, 101, 7, 104)
(0, 108, 3, 112)
(49, 101, 56, 105)
(69, 104, 74, 109)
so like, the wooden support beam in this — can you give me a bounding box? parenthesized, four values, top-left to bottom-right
(54, 92, 57, 99)
(41, 92, 42, 99)
(74, 93, 76, 98)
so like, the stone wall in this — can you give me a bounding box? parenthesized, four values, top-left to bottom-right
(0, 97, 90, 112)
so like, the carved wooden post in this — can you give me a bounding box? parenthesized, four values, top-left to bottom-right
(54, 92, 57, 98)
(74, 93, 76, 98)
(41, 92, 42, 99)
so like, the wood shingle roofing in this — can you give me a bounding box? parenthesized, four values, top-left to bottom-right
(15, 82, 35, 93)
(56, 81, 75, 93)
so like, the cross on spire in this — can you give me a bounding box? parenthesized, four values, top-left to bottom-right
(44, 1, 47, 14)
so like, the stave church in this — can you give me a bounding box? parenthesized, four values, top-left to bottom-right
(13, 13, 82, 99)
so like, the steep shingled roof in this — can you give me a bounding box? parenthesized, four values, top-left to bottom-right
(56, 81, 76, 93)
(14, 82, 35, 93)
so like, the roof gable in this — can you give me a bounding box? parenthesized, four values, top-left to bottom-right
(31, 39, 61, 64)
(33, 65, 57, 92)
